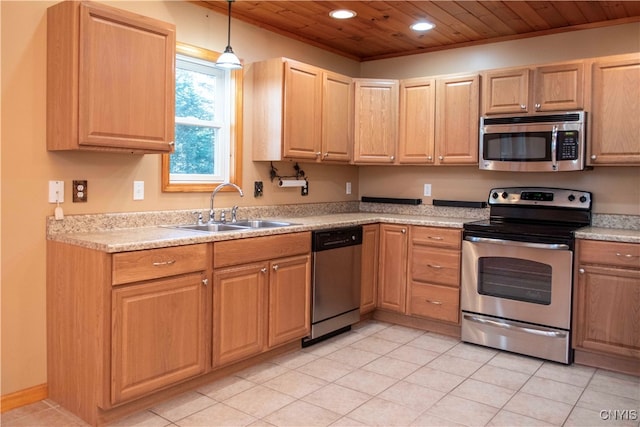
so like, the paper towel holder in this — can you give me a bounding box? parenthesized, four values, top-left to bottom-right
(270, 162, 309, 196)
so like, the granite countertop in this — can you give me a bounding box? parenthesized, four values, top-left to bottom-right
(574, 227, 640, 244)
(47, 212, 477, 253)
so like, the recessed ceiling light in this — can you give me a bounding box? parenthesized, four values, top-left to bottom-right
(411, 21, 435, 31)
(329, 9, 357, 19)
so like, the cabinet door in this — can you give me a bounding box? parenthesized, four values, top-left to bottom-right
(398, 78, 436, 164)
(268, 255, 311, 348)
(353, 79, 399, 164)
(78, 2, 175, 152)
(589, 54, 640, 165)
(377, 224, 408, 313)
(574, 265, 640, 359)
(284, 60, 323, 160)
(533, 62, 584, 112)
(435, 75, 479, 165)
(322, 71, 353, 162)
(482, 68, 530, 115)
(360, 224, 380, 314)
(111, 272, 207, 404)
(213, 263, 268, 366)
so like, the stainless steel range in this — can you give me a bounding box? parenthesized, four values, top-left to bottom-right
(461, 187, 592, 364)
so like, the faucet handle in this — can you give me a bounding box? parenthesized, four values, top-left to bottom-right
(231, 206, 239, 223)
(220, 210, 227, 223)
(193, 211, 204, 225)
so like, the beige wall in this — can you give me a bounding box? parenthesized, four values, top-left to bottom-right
(1, 0, 639, 398)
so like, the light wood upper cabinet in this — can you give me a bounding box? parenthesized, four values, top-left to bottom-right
(360, 224, 380, 314)
(353, 79, 399, 164)
(251, 58, 352, 163)
(435, 75, 480, 165)
(573, 240, 640, 373)
(587, 53, 640, 166)
(47, 1, 176, 153)
(482, 62, 584, 115)
(398, 78, 436, 164)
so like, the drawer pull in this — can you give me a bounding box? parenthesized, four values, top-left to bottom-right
(426, 299, 443, 305)
(428, 236, 443, 240)
(615, 252, 638, 259)
(152, 260, 176, 266)
(427, 264, 442, 269)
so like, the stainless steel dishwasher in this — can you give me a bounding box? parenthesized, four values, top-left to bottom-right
(303, 226, 362, 345)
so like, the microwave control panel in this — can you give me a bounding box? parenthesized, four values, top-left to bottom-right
(557, 131, 579, 160)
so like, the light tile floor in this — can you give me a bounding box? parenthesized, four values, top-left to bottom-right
(3, 320, 639, 427)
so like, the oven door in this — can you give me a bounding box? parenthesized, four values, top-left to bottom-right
(461, 237, 573, 329)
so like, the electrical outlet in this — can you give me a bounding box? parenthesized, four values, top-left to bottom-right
(72, 180, 87, 202)
(346, 182, 352, 195)
(254, 181, 263, 197)
(133, 181, 144, 200)
(424, 184, 432, 197)
(301, 182, 309, 196)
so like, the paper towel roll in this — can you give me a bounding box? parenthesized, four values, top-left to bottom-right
(278, 179, 306, 188)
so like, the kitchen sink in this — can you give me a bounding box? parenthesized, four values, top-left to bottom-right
(231, 220, 295, 228)
(173, 223, 250, 232)
(169, 220, 296, 233)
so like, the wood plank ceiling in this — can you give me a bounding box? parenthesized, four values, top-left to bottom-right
(190, 1, 640, 61)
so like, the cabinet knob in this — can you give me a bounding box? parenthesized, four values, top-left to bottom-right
(438, 155, 444, 160)
(261, 267, 267, 273)
(202, 278, 208, 286)
(427, 156, 432, 160)
(323, 152, 329, 158)
(520, 104, 526, 110)
(535, 103, 541, 110)
(315, 152, 321, 157)
(401, 228, 406, 234)
(390, 155, 395, 161)
(579, 268, 585, 274)
(591, 155, 597, 160)
(168, 141, 175, 146)
(272, 264, 279, 271)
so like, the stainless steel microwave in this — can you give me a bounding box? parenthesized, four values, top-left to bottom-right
(480, 112, 586, 172)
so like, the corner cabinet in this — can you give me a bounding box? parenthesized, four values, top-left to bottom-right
(212, 233, 311, 367)
(47, 1, 176, 153)
(482, 62, 584, 115)
(353, 79, 400, 164)
(573, 239, 640, 375)
(587, 53, 640, 166)
(47, 242, 209, 425)
(250, 58, 352, 163)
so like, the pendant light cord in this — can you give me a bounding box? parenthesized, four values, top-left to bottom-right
(226, 0, 233, 49)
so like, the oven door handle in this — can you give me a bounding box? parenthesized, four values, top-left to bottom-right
(464, 236, 570, 250)
(463, 314, 568, 338)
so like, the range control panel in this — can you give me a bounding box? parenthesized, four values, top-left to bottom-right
(489, 187, 592, 210)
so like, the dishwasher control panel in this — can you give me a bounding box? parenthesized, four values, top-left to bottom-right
(312, 226, 363, 252)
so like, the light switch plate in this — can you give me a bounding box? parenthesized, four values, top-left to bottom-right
(133, 181, 144, 200)
(424, 184, 432, 197)
(49, 180, 64, 203)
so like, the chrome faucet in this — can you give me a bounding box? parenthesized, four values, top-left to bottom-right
(209, 182, 244, 222)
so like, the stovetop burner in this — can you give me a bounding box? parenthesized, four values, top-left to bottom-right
(464, 187, 593, 245)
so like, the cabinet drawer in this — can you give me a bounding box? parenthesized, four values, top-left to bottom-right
(410, 246, 460, 287)
(214, 232, 311, 268)
(408, 283, 459, 324)
(579, 240, 640, 269)
(411, 226, 461, 249)
(112, 244, 208, 285)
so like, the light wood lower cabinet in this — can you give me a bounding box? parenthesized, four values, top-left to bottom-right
(47, 242, 210, 425)
(213, 233, 311, 367)
(407, 226, 462, 324)
(360, 224, 380, 314)
(573, 239, 640, 374)
(377, 224, 409, 312)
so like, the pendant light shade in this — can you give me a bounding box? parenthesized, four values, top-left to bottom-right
(216, 0, 242, 69)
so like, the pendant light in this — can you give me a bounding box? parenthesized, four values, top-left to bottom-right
(216, 0, 242, 69)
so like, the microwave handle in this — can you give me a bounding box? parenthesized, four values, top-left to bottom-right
(551, 125, 558, 170)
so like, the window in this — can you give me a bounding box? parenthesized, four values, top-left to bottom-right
(162, 42, 242, 192)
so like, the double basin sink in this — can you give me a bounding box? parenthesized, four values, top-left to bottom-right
(171, 220, 296, 233)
